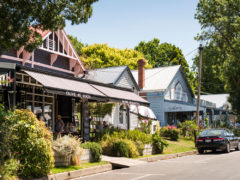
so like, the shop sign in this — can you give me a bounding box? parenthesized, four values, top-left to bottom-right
(66, 91, 91, 99)
(168, 106, 182, 111)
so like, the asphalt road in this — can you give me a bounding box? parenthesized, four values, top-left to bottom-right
(73, 151, 240, 180)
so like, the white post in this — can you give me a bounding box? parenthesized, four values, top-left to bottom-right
(58, 30, 59, 52)
(53, 31, 55, 51)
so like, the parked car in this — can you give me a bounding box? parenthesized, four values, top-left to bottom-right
(196, 129, 240, 154)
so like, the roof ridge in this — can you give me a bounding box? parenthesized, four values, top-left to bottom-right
(89, 65, 127, 71)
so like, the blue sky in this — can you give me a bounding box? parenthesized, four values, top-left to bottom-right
(65, 0, 201, 66)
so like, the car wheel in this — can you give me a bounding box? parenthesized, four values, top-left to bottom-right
(235, 142, 240, 151)
(225, 143, 230, 153)
(198, 149, 204, 154)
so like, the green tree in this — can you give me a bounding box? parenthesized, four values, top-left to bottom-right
(0, 0, 98, 54)
(192, 43, 226, 94)
(80, 43, 152, 69)
(195, 0, 240, 113)
(135, 38, 197, 91)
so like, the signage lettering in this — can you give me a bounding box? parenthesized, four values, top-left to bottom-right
(66, 91, 91, 99)
(169, 106, 182, 111)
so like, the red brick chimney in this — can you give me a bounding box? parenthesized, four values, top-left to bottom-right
(138, 59, 146, 89)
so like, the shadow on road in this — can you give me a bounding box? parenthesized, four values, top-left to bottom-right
(198, 150, 238, 155)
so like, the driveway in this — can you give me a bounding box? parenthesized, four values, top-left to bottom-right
(73, 151, 240, 180)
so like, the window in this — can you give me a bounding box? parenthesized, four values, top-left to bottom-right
(175, 82, 183, 100)
(170, 82, 188, 102)
(119, 105, 124, 124)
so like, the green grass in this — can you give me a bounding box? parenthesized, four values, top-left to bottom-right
(163, 137, 196, 154)
(51, 161, 109, 174)
(134, 137, 196, 159)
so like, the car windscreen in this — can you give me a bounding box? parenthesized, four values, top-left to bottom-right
(200, 129, 224, 137)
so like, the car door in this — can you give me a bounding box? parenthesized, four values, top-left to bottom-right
(230, 130, 238, 147)
(225, 130, 233, 148)
(228, 130, 237, 147)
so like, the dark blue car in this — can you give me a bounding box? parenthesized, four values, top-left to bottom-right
(196, 129, 240, 154)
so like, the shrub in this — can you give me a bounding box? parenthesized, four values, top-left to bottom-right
(10, 109, 54, 178)
(124, 129, 152, 144)
(81, 142, 102, 162)
(101, 129, 152, 144)
(53, 135, 83, 166)
(178, 120, 198, 139)
(160, 126, 179, 141)
(124, 140, 139, 158)
(0, 158, 19, 180)
(152, 132, 168, 154)
(111, 140, 129, 157)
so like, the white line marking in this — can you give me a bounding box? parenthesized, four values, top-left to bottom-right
(131, 174, 152, 180)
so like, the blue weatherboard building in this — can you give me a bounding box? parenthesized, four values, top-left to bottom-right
(132, 59, 230, 127)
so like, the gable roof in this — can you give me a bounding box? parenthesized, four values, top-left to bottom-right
(132, 65, 194, 96)
(200, 94, 230, 110)
(85, 66, 127, 84)
(29, 27, 85, 73)
(132, 65, 180, 91)
(84, 66, 140, 90)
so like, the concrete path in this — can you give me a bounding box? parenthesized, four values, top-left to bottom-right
(102, 155, 147, 167)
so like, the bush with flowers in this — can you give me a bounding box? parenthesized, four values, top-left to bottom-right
(0, 106, 54, 179)
(177, 120, 198, 139)
(160, 125, 179, 141)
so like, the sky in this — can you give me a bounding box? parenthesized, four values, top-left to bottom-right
(65, 0, 201, 66)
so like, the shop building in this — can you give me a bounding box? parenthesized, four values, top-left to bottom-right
(0, 29, 148, 141)
(84, 66, 158, 130)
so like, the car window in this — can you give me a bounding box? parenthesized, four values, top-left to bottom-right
(200, 129, 224, 136)
(224, 130, 234, 136)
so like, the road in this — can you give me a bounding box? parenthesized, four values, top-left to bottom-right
(73, 151, 240, 180)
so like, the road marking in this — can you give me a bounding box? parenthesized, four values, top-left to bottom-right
(111, 172, 165, 176)
(131, 174, 152, 180)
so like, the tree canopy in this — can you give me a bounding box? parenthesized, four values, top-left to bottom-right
(192, 43, 226, 94)
(79, 43, 152, 70)
(0, 0, 98, 54)
(195, 0, 240, 113)
(135, 38, 197, 91)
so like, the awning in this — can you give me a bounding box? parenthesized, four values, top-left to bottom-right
(24, 70, 149, 105)
(24, 70, 106, 99)
(91, 84, 149, 105)
(130, 105, 157, 120)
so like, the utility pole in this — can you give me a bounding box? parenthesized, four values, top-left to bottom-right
(196, 44, 203, 126)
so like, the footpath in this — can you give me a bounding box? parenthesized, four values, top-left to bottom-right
(37, 150, 197, 180)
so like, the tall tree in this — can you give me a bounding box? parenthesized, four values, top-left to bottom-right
(195, 0, 240, 114)
(192, 43, 226, 94)
(80, 43, 152, 70)
(0, 0, 98, 54)
(135, 38, 197, 91)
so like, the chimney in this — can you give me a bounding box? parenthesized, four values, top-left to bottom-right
(138, 59, 146, 89)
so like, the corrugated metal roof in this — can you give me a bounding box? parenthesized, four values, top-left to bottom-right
(24, 70, 105, 97)
(200, 94, 230, 109)
(132, 65, 181, 91)
(84, 66, 127, 84)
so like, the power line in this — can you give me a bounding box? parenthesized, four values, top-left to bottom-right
(185, 48, 198, 57)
